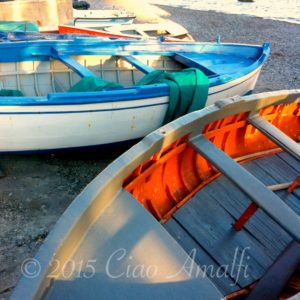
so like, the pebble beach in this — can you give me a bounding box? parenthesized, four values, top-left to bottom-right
(0, 3, 299, 299)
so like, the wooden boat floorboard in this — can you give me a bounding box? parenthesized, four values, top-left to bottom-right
(164, 152, 300, 294)
(163, 218, 241, 294)
(205, 179, 291, 253)
(278, 152, 300, 173)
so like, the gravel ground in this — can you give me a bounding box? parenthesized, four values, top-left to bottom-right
(0, 4, 299, 300)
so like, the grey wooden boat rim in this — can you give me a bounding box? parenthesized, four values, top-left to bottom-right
(11, 89, 300, 300)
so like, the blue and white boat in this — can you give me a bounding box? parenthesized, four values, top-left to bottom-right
(0, 38, 269, 153)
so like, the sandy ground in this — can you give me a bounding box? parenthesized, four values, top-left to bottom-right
(0, 4, 299, 299)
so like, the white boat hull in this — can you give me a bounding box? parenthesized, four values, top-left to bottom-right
(73, 8, 135, 28)
(0, 67, 261, 152)
(73, 17, 135, 28)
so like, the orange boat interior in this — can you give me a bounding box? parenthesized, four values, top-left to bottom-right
(124, 102, 299, 221)
(123, 102, 300, 298)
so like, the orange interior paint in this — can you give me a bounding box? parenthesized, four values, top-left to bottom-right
(123, 103, 300, 221)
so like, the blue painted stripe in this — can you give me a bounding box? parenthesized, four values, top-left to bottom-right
(0, 101, 168, 115)
(0, 85, 169, 106)
(0, 69, 258, 107)
(0, 84, 253, 115)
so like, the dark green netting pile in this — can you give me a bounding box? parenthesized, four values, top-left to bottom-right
(137, 68, 209, 123)
(0, 89, 23, 97)
(68, 76, 122, 92)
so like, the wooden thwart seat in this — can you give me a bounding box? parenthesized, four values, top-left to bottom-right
(121, 55, 155, 74)
(164, 152, 300, 294)
(173, 53, 217, 76)
(55, 55, 96, 78)
(189, 135, 300, 241)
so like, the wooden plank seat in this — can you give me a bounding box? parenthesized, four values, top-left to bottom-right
(55, 54, 96, 78)
(121, 55, 155, 74)
(189, 135, 300, 240)
(172, 53, 217, 76)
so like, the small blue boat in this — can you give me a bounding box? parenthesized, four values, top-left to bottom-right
(0, 37, 269, 152)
